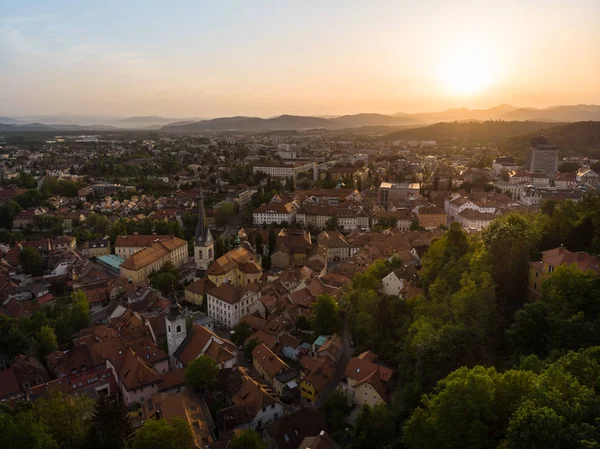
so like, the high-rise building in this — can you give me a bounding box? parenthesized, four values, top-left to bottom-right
(525, 136, 558, 175)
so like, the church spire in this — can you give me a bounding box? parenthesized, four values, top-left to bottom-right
(195, 194, 212, 245)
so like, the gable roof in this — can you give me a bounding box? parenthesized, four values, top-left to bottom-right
(252, 343, 288, 378)
(266, 408, 328, 449)
(175, 324, 236, 366)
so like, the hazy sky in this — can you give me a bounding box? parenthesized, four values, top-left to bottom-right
(1, 0, 599, 117)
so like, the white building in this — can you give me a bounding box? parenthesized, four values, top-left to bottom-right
(253, 202, 297, 226)
(206, 283, 261, 329)
(382, 270, 407, 297)
(577, 168, 599, 187)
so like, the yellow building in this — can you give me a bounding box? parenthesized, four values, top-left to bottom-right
(206, 246, 262, 287)
(119, 236, 187, 285)
(184, 277, 216, 306)
(82, 237, 111, 257)
(299, 359, 334, 403)
(528, 246, 600, 300)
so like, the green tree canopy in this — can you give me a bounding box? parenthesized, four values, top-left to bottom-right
(84, 395, 134, 449)
(35, 325, 57, 359)
(228, 428, 267, 449)
(185, 355, 219, 394)
(311, 294, 342, 336)
(19, 246, 44, 276)
(131, 418, 194, 449)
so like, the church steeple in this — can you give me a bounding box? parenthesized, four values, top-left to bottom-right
(194, 194, 214, 271)
(195, 194, 213, 246)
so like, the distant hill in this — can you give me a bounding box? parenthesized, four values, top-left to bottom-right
(381, 121, 560, 143)
(2, 104, 598, 131)
(395, 105, 600, 124)
(115, 116, 202, 128)
(163, 113, 420, 132)
(331, 113, 419, 127)
(499, 121, 600, 157)
(502, 105, 600, 122)
(0, 116, 22, 125)
(0, 123, 118, 132)
(163, 115, 335, 131)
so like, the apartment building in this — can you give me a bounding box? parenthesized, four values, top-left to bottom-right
(119, 236, 187, 285)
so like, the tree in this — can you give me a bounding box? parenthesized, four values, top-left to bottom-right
(185, 355, 219, 394)
(254, 233, 263, 255)
(244, 338, 259, 361)
(506, 264, 600, 358)
(154, 272, 177, 297)
(131, 418, 194, 449)
(19, 246, 44, 276)
(325, 216, 338, 231)
(403, 366, 535, 449)
(480, 214, 540, 319)
(268, 229, 277, 254)
(69, 290, 90, 331)
(0, 315, 31, 360)
(229, 428, 267, 449)
(215, 202, 236, 228)
(34, 391, 94, 449)
(0, 409, 58, 449)
(502, 347, 600, 449)
(311, 294, 342, 336)
(321, 390, 352, 438)
(410, 218, 420, 231)
(84, 396, 134, 449)
(231, 322, 253, 346)
(349, 404, 398, 449)
(35, 325, 57, 359)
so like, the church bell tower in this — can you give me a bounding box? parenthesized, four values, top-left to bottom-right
(194, 194, 214, 270)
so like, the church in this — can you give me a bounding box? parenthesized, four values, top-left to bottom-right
(194, 195, 214, 272)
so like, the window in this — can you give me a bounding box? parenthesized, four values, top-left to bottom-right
(176, 325, 182, 333)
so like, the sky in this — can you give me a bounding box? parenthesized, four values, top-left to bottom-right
(1, 0, 599, 118)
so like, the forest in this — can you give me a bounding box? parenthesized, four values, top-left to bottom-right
(323, 194, 600, 448)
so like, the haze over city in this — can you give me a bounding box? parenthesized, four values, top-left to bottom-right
(1, 0, 599, 117)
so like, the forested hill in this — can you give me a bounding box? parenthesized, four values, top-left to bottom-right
(381, 120, 559, 143)
(499, 120, 600, 158)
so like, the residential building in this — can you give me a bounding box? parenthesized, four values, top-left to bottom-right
(82, 237, 111, 257)
(115, 234, 172, 257)
(299, 358, 334, 403)
(528, 246, 600, 300)
(576, 168, 599, 187)
(317, 231, 352, 262)
(172, 323, 238, 369)
(253, 202, 297, 226)
(378, 182, 420, 206)
(253, 162, 314, 179)
(492, 156, 518, 175)
(414, 205, 446, 230)
(119, 236, 187, 285)
(344, 350, 393, 407)
(524, 136, 559, 175)
(184, 277, 216, 307)
(265, 408, 328, 449)
(206, 282, 261, 328)
(252, 343, 291, 386)
(216, 367, 285, 432)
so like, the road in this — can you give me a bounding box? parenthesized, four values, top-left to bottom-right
(315, 314, 354, 408)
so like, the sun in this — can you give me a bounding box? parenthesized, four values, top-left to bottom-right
(438, 42, 496, 96)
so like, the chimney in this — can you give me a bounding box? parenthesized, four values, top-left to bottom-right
(577, 251, 585, 260)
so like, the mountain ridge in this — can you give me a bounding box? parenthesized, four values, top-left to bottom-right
(1, 105, 598, 131)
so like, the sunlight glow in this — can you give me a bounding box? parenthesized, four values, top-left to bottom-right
(438, 42, 497, 96)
